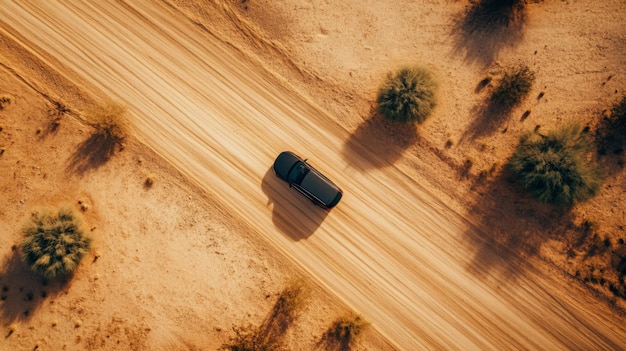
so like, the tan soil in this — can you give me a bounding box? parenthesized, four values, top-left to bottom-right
(0, 1, 624, 350)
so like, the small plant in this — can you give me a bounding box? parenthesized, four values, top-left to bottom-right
(508, 124, 603, 206)
(144, 175, 156, 188)
(0, 95, 12, 110)
(491, 65, 535, 109)
(20, 205, 92, 279)
(377, 66, 437, 123)
(88, 101, 128, 145)
(49, 100, 70, 117)
(322, 313, 370, 349)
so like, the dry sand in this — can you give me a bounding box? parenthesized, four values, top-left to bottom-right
(0, 0, 625, 350)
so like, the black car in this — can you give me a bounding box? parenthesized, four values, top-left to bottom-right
(273, 151, 343, 210)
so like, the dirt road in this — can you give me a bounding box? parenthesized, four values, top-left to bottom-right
(1, 1, 624, 349)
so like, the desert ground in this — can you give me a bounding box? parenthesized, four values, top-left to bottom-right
(0, 0, 625, 350)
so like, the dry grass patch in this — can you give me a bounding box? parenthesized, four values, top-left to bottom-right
(318, 312, 370, 351)
(88, 101, 129, 143)
(67, 101, 129, 174)
(221, 279, 309, 351)
(0, 95, 12, 110)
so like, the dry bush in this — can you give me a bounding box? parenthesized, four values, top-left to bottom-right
(221, 279, 309, 351)
(88, 101, 129, 144)
(67, 102, 129, 174)
(319, 312, 370, 351)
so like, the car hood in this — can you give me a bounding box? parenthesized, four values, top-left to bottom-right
(273, 151, 300, 181)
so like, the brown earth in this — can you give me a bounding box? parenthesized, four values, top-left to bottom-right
(0, 1, 625, 350)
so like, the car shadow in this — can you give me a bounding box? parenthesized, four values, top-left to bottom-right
(261, 167, 329, 241)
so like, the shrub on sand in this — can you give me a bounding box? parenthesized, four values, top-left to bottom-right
(88, 102, 128, 144)
(508, 124, 603, 206)
(377, 66, 437, 124)
(20, 205, 91, 279)
(323, 313, 370, 349)
(221, 279, 309, 351)
(491, 65, 535, 109)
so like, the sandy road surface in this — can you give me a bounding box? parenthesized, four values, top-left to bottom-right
(1, 1, 625, 349)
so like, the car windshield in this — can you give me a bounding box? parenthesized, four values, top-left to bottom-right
(287, 161, 308, 184)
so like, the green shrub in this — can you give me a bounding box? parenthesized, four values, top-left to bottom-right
(88, 102, 128, 143)
(508, 124, 603, 206)
(491, 65, 535, 108)
(20, 205, 91, 279)
(377, 66, 437, 123)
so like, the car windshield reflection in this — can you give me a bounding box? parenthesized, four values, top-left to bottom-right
(288, 161, 308, 184)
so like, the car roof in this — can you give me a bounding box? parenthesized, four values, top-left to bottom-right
(300, 170, 341, 205)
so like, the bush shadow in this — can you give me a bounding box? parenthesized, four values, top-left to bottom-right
(258, 284, 305, 343)
(223, 282, 306, 349)
(261, 167, 329, 241)
(460, 98, 514, 143)
(0, 248, 69, 324)
(462, 168, 574, 281)
(595, 111, 626, 179)
(342, 108, 419, 170)
(452, 0, 526, 66)
(66, 132, 121, 176)
(316, 331, 351, 351)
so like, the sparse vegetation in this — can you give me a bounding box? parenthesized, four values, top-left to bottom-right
(491, 65, 535, 109)
(320, 313, 370, 350)
(508, 124, 603, 206)
(48, 100, 70, 131)
(49, 100, 70, 117)
(0, 95, 12, 109)
(67, 102, 129, 174)
(221, 279, 309, 351)
(221, 323, 286, 351)
(377, 66, 437, 124)
(88, 101, 129, 145)
(20, 205, 92, 279)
